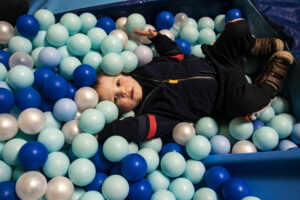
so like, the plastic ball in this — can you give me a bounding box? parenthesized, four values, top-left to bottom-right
(0, 21, 15, 45)
(31, 47, 43, 67)
(100, 35, 123, 55)
(80, 12, 97, 33)
(60, 13, 82, 35)
(74, 87, 99, 111)
(231, 140, 257, 154)
(42, 75, 67, 101)
(116, 17, 127, 31)
(42, 151, 70, 178)
(195, 116, 218, 139)
(291, 123, 300, 144)
(0, 88, 14, 113)
(258, 106, 275, 123)
(169, 177, 194, 200)
(146, 170, 170, 192)
(187, 18, 198, 28)
(205, 165, 231, 192)
(85, 172, 108, 191)
(191, 44, 205, 58)
(103, 135, 129, 162)
(121, 153, 147, 181)
(137, 148, 160, 173)
(82, 51, 102, 71)
(57, 45, 72, 58)
(8, 36, 32, 54)
(59, 56, 81, 79)
(252, 126, 279, 151)
(2, 138, 27, 166)
(134, 45, 153, 66)
(139, 138, 162, 153)
(34, 9, 55, 30)
(79, 109, 105, 134)
(278, 139, 298, 151)
(0, 114, 18, 141)
(7, 65, 34, 90)
(182, 159, 205, 184)
(87, 27, 107, 50)
(110, 29, 128, 48)
(210, 135, 231, 154)
(68, 158, 96, 187)
(159, 29, 175, 41)
(214, 14, 226, 32)
(72, 187, 85, 200)
(271, 96, 289, 114)
(73, 64, 97, 87)
(128, 142, 139, 154)
(96, 16, 116, 34)
(80, 191, 104, 200)
(242, 197, 261, 200)
(172, 122, 196, 146)
(160, 142, 182, 157)
(174, 12, 189, 28)
(198, 28, 216, 45)
(15, 87, 41, 111)
(67, 33, 91, 56)
(252, 120, 264, 131)
(61, 119, 80, 144)
(267, 114, 293, 139)
(193, 187, 218, 200)
(18, 141, 48, 170)
(95, 100, 118, 123)
(45, 176, 74, 200)
(32, 30, 47, 48)
(18, 108, 46, 134)
(156, 11, 174, 30)
(160, 152, 186, 177)
(0, 160, 12, 182)
(180, 25, 199, 44)
(90, 145, 113, 172)
(0, 49, 10, 68)
(151, 190, 176, 200)
(225, 8, 243, 23)
(175, 38, 191, 55)
(72, 133, 98, 158)
(121, 51, 138, 73)
(125, 39, 139, 51)
(222, 178, 250, 200)
(101, 52, 124, 75)
(102, 175, 129, 200)
(0, 181, 18, 200)
(9, 52, 33, 69)
(37, 127, 65, 152)
(229, 118, 254, 140)
(186, 135, 211, 160)
(128, 178, 152, 200)
(16, 14, 40, 38)
(53, 98, 77, 122)
(197, 16, 215, 30)
(126, 13, 146, 33)
(46, 23, 69, 47)
(38, 47, 61, 69)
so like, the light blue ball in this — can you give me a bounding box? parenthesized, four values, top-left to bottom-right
(121, 51, 138, 73)
(53, 98, 78, 122)
(59, 56, 81, 79)
(80, 191, 105, 200)
(182, 160, 205, 184)
(42, 151, 70, 178)
(126, 13, 146, 33)
(87, 27, 107, 50)
(68, 158, 96, 186)
(278, 139, 297, 151)
(67, 33, 91, 56)
(180, 25, 199, 44)
(198, 28, 216, 45)
(0, 63, 7, 81)
(271, 96, 289, 114)
(291, 123, 300, 145)
(103, 135, 129, 162)
(60, 13, 82, 35)
(79, 13, 97, 34)
(38, 47, 61, 68)
(193, 187, 218, 200)
(101, 52, 124, 75)
(267, 114, 293, 139)
(242, 196, 261, 200)
(2, 138, 27, 166)
(34, 9, 55, 31)
(186, 135, 211, 160)
(191, 44, 205, 58)
(195, 117, 218, 139)
(72, 133, 98, 158)
(0, 160, 12, 182)
(125, 40, 138, 51)
(46, 23, 69, 47)
(198, 17, 215, 30)
(82, 51, 102, 71)
(214, 14, 226, 32)
(210, 135, 231, 154)
(32, 30, 47, 48)
(95, 100, 118, 123)
(31, 47, 43, 67)
(8, 36, 32, 54)
(146, 170, 170, 192)
(44, 111, 61, 129)
(169, 177, 195, 200)
(160, 152, 186, 177)
(79, 109, 105, 134)
(252, 126, 279, 151)
(137, 148, 160, 173)
(102, 175, 129, 200)
(229, 118, 254, 140)
(100, 35, 123, 55)
(6, 65, 34, 90)
(139, 138, 162, 153)
(37, 127, 65, 152)
(151, 190, 175, 200)
(258, 106, 275, 123)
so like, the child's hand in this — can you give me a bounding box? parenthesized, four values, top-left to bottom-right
(133, 29, 158, 39)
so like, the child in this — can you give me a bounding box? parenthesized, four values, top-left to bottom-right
(94, 19, 294, 142)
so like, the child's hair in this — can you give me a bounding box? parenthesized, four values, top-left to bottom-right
(0, 0, 29, 25)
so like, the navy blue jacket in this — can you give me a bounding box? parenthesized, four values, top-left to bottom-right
(98, 33, 218, 142)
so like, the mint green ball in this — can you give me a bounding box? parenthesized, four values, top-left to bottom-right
(31, 47, 43, 68)
(72, 133, 98, 158)
(79, 109, 105, 134)
(214, 14, 225, 33)
(180, 25, 199, 44)
(101, 52, 124, 75)
(182, 160, 205, 184)
(137, 148, 159, 173)
(191, 44, 205, 58)
(8, 36, 32, 54)
(151, 190, 175, 200)
(80, 191, 105, 200)
(100, 35, 123, 54)
(103, 136, 129, 162)
(95, 100, 118, 123)
(197, 16, 215, 30)
(139, 138, 162, 153)
(0, 63, 7, 81)
(60, 13, 82, 35)
(72, 187, 85, 200)
(198, 28, 216, 45)
(59, 56, 81, 79)
(6, 65, 34, 90)
(242, 196, 261, 200)
(252, 126, 279, 151)
(57, 46, 73, 58)
(229, 118, 254, 140)
(271, 96, 289, 114)
(195, 117, 218, 139)
(0, 160, 12, 182)
(80, 13, 97, 34)
(87, 27, 107, 50)
(67, 33, 91, 56)
(42, 151, 70, 178)
(0, 142, 4, 160)
(125, 40, 138, 51)
(2, 138, 26, 166)
(12, 167, 27, 182)
(68, 158, 96, 186)
(258, 106, 275, 123)
(32, 30, 47, 48)
(46, 24, 69, 47)
(82, 51, 102, 71)
(147, 170, 170, 192)
(34, 9, 55, 31)
(121, 51, 138, 73)
(126, 13, 146, 33)
(102, 175, 129, 200)
(169, 177, 194, 200)
(37, 127, 65, 152)
(160, 152, 186, 177)
(187, 18, 198, 28)
(186, 135, 211, 160)
(44, 112, 61, 128)
(193, 187, 218, 200)
(267, 114, 293, 139)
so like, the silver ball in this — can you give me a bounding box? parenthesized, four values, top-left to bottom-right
(231, 140, 257, 154)
(116, 17, 128, 31)
(45, 176, 74, 200)
(62, 119, 81, 144)
(110, 29, 128, 48)
(172, 122, 196, 145)
(159, 29, 175, 41)
(18, 108, 46, 134)
(74, 87, 99, 112)
(0, 114, 18, 141)
(0, 21, 15, 44)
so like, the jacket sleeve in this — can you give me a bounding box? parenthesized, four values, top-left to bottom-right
(150, 33, 183, 57)
(97, 113, 180, 143)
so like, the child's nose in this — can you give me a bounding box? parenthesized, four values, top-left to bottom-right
(121, 88, 129, 97)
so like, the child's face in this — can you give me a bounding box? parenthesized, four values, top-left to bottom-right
(95, 73, 143, 113)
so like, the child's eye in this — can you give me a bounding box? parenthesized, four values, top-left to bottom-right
(116, 80, 120, 87)
(114, 96, 118, 103)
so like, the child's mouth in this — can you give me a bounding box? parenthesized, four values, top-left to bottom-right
(131, 87, 134, 99)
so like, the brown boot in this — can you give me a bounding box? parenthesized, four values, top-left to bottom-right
(251, 38, 284, 56)
(255, 50, 293, 94)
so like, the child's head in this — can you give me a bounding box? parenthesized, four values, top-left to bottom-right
(94, 73, 143, 113)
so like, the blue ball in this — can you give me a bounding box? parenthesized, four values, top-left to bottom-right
(18, 141, 48, 170)
(53, 98, 77, 122)
(15, 87, 41, 111)
(33, 68, 55, 91)
(160, 143, 183, 158)
(90, 146, 113, 172)
(42, 75, 67, 101)
(65, 83, 77, 99)
(0, 181, 18, 200)
(0, 88, 14, 113)
(121, 153, 147, 181)
(225, 8, 243, 23)
(110, 162, 122, 175)
(222, 178, 250, 200)
(128, 178, 152, 200)
(16, 14, 40, 38)
(0, 49, 10, 69)
(85, 172, 108, 191)
(252, 120, 264, 131)
(156, 11, 174, 30)
(96, 17, 116, 34)
(175, 39, 191, 55)
(73, 64, 97, 87)
(205, 166, 231, 192)
(39, 98, 54, 112)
